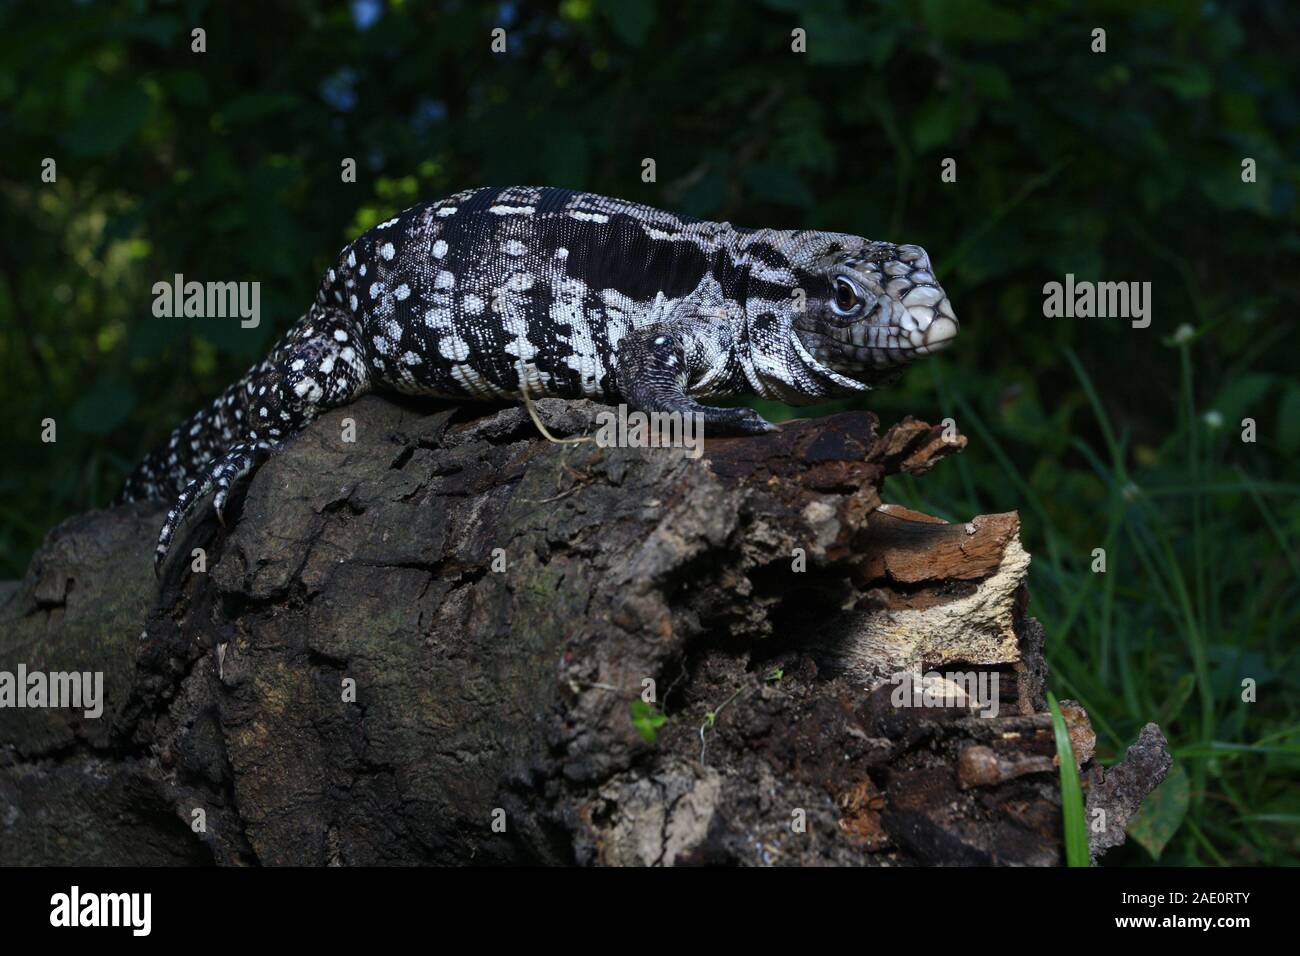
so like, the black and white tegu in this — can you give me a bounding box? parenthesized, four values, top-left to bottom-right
(119, 186, 959, 571)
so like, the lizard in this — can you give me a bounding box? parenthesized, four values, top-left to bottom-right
(118, 185, 959, 573)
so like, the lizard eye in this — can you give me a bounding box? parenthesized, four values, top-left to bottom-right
(832, 277, 861, 316)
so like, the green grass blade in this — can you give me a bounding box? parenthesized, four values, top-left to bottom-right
(1047, 692, 1090, 867)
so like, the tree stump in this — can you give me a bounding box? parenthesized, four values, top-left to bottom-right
(0, 396, 1169, 865)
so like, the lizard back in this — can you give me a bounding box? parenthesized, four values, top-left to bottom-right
(323, 185, 752, 402)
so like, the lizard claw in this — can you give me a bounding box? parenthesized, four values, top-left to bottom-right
(155, 472, 213, 576)
(154, 440, 269, 576)
(213, 480, 233, 527)
(699, 405, 778, 436)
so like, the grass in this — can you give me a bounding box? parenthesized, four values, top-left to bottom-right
(879, 343, 1300, 866)
(1048, 691, 1091, 867)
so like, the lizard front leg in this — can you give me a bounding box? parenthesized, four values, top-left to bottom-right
(615, 324, 777, 435)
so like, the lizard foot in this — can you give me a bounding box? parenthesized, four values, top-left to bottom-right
(695, 404, 779, 435)
(155, 439, 271, 576)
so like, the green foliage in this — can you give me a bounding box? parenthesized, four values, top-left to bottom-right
(1128, 763, 1190, 861)
(1, 0, 1297, 864)
(629, 699, 667, 743)
(1047, 692, 1090, 867)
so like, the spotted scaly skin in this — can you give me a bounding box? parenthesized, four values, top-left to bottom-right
(119, 186, 960, 572)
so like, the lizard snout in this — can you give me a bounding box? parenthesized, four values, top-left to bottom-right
(879, 244, 958, 356)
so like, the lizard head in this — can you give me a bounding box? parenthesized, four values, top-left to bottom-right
(792, 240, 958, 380)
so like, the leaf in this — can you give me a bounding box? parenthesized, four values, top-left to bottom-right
(921, 0, 1027, 42)
(805, 14, 876, 66)
(1201, 168, 1272, 214)
(1207, 646, 1278, 694)
(629, 700, 667, 743)
(1128, 762, 1189, 860)
(164, 70, 209, 109)
(962, 62, 1012, 101)
(912, 98, 964, 153)
(64, 85, 151, 156)
(1156, 64, 1213, 100)
(599, 0, 654, 46)
(1210, 372, 1274, 428)
(70, 379, 135, 436)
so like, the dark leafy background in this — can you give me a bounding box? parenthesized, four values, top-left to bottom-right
(1, 0, 1297, 864)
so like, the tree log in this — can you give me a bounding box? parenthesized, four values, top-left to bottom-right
(0, 395, 1169, 865)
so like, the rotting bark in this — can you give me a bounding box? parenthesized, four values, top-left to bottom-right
(0, 395, 1169, 865)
